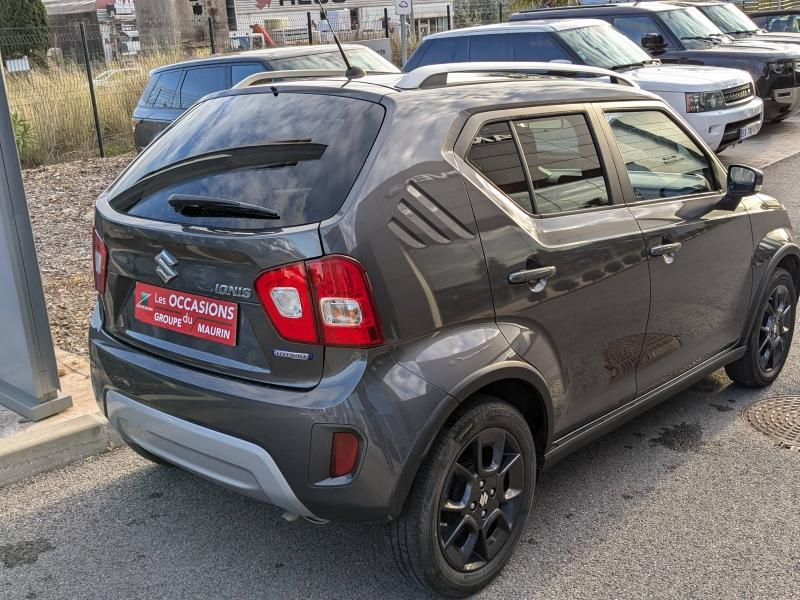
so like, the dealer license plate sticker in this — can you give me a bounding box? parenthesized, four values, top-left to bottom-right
(134, 282, 238, 347)
(740, 123, 760, 141)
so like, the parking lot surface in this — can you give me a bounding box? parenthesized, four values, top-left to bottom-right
(2, 153, 800, 600)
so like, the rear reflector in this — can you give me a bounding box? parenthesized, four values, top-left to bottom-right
(92, 226, 108, 293)
(330, 432, 359, 478)
(254, 255, 384, 348)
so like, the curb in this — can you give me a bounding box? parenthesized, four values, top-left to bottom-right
(0, 412, 123, 488)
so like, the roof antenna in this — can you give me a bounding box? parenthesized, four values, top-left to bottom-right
(315, 0, 366, 79)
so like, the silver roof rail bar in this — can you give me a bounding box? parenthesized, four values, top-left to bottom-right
(234, 69, 349, 89)
(395, 62, 639, 90)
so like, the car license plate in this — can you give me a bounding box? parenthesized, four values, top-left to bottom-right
(739, 123, 760, 141)
(133, 282, 238, 346)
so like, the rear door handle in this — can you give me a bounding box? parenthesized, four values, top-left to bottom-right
(650, 242, 682, 259)
(508, 266, 557, 292)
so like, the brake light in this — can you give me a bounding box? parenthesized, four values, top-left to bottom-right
(330, 431, 360, 478)
(92, 226, 108, 293)
(254, 262, 318, 344)
(254, 255, 384, 348)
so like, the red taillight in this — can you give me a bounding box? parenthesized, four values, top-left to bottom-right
(307, 255, 384, 348)
(254, 262, 318, 344)
(254, 255, 384, 348)
(330, 431, 359, 478)
(92, 226, 108, 294)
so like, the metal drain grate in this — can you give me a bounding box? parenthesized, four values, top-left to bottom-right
(742, 396, 800, 449)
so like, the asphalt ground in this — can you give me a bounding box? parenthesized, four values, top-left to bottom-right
(2, 156, 800, 599)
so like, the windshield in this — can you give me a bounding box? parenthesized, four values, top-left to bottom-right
(558, 25, 654, 69)
(108, 92, 385, 229)
(660, 7, 730, 48)
(703, 4, 760, 34)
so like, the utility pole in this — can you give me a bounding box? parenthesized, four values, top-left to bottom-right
(395, 0, 412, 66)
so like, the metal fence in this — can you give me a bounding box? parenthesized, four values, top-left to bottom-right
(0, 1, 522, 166)
(3, 0, 800, 165)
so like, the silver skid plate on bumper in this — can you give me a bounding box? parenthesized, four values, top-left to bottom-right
(106, 390, 314, 517)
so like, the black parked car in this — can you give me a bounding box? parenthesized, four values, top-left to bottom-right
(132, 44, 398, 151)
(691, 1, 800, 45)
(511, 1, 800, 121)
(752, 8, 800, 33)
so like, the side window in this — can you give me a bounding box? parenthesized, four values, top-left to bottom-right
(415, 37, 469, 67)
(140, 74, 161, 108)
(605, 110, 716, 201)
(467, 122, 533, 213)
(469, 34, 508, 61)
(512, 114, 610, 215)
(613, 15, 664, 48)
(231, 63, 266, 85)
(149, 70, 182, 109)
(179, 66, 227, 109)
(511, 32, 570, 62)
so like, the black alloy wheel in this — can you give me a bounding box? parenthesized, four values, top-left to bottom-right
(390, 397, 535, 598)
(727, 267, 796, 387)
(757, 283, 792, 374)
(438, 428, 526, 572)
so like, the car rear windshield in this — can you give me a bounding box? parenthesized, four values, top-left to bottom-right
(107, 91, 385, 229)
(269, 48, 399, 73)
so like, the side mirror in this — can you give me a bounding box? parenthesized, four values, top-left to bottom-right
(721, 164, 763, 209)
(641, 32, 665, 54)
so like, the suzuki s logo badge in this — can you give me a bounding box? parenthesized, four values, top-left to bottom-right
(155, 249, 178, 284)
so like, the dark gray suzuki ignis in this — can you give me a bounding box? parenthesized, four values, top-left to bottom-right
(90, 63, 798, 597)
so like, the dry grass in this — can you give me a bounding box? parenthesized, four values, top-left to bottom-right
(6, 50, 207, 166)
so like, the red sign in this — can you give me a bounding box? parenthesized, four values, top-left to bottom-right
(134, 282, 238, 347)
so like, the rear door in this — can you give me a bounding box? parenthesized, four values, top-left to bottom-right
(456, 104, 651, 436)
(97, 90, 386, 388)
(597, 101, 752, 393)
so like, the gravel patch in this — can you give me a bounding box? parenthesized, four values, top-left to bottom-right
(23, 154, 133, 356)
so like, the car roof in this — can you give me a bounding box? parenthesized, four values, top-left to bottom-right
(423, 18, 611, 38)
(512, 1, 685, 18)
(151, 44, 373, 74)
(214, 71, 655, 111)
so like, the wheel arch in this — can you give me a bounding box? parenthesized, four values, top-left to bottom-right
(740, 239, 800, 346)
(387, 362, 554, 518)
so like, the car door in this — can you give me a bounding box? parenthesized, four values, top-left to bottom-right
(455, 105, 651, 436)
(596, 102, 752, 394)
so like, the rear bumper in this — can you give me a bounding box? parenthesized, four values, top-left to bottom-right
(107, 390, 314, 516)
(89, 304, 454, 522)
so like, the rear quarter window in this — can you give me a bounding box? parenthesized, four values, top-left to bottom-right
(108, 92, 386, 230)
(411, 37, 469, 68)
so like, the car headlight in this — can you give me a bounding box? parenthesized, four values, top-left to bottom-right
(685, 91, 726, 113)
(768, 59, 794, 75)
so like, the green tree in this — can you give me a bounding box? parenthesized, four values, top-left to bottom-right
(0, 0, 51, 60)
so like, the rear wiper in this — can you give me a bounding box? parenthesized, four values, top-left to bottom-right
(111, 142, 326, 211)
(168, 194, 280, 219)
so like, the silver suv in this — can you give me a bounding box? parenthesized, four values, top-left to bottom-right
(90, 64, 798, 597)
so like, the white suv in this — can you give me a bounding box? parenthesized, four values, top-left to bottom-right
(404, 20, 764, 151)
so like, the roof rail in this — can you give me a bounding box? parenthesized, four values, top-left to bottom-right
(394, 62, 639, 90)
(233, 69, 349, 89)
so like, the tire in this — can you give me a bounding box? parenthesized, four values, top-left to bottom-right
(726, 267, 796, 387)
(389, 396, 536, 598)
(126, 440, 174, 467)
